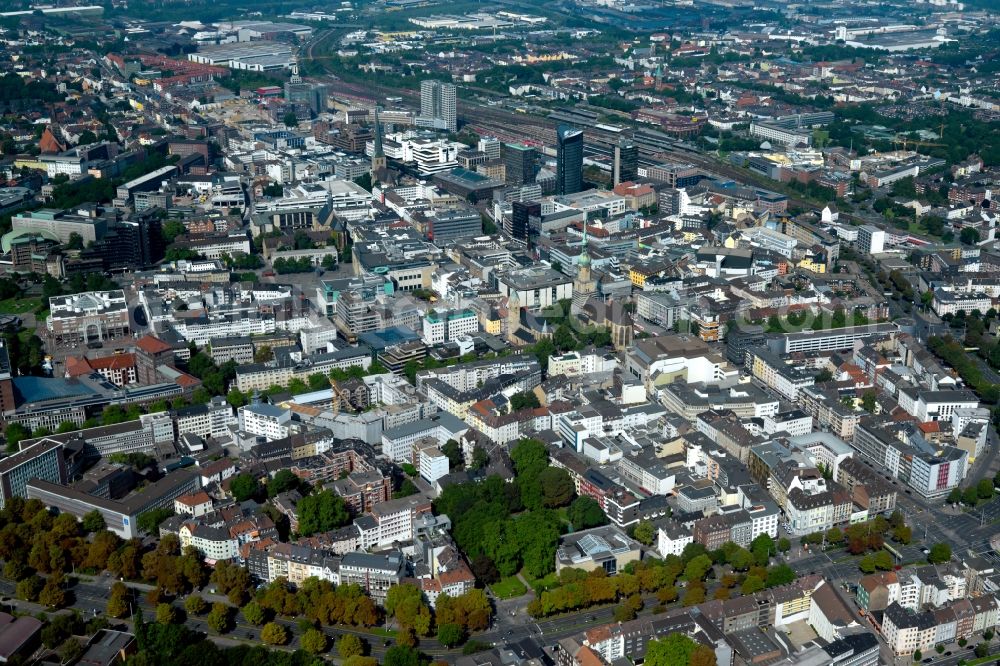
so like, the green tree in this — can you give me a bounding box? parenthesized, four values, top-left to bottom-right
(552, 324, 577, 351)
(683, 555, 713, 582)
(567, 496, 606, 529)
(470, 446, 489, 470)
(155, 603, 178, 624)
(948, 487, 963, 504)
(137, 508, 173, 534)
(267, 469, 301, 497)
(346, 171, 371, 192)
(82, 510, 106, 533)
(633, 520, 656, 546)
(385, 584, 432, 636)
(206, 603, 231, 633)
(336, 634, 363, 658)
(41, 274, 62, 299)
(106, 582, 129, 618)
(961, 227, 981, 245)
(928, 543, 951, 564)
(60, 637, 85, 664)
(299, 628, 327, 654)
(282, 112, 299, 127)
(4, 423, 30, 452)
(741, 575, 765, 595)
(644, 632, 700, 666)
(978, 478, 994, 500)
(229, 473, 260, 502)
(728, 548, 754, 572)
(437, 623, 465, 647)
(509, 391, 540, 411)
(750, 533, 775, 565)
(510, 439, 548, 477)
(344, 658, 378, 666)
(242, 600, 266, 625)
(38, 577, 67, 608)
(442, 439, 464, 469)
(538, 467, 574, 508)
(184, 594, 207, 615)
(226, 388, 247, 408)
(56, 422, 77, 436)
(15, 575, 42, 602)
(873, 550, 894, 571)
(260, 622, 288, 645)
(384, 645, 421, 666)
(297, 490, 350, 536)
(766, 564, 796, 588)
(394, 478, 419, 499)
(161, 220, 187, 243)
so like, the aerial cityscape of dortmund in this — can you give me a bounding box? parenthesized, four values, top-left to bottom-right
(0, 0, 998, 664)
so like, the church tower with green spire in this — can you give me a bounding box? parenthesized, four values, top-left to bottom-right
(572, 222, 597, 314)
(371, 107, 386, 175)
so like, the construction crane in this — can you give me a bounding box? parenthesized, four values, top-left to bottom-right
(893, 134, 945, 152)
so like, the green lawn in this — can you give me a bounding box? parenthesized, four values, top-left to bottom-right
(0, 297, 41, 314)
(965, 652, 1000, 665)
(490, 577, 527, 600)
(530, 573, 560, 595)
(363, 627, 397, 638)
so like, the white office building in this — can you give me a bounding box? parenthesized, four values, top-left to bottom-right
(238, 403, 291, 440)
(419, 80, 457, 132)
(421, 308, 478, 345)
(858, 225, 886, 255)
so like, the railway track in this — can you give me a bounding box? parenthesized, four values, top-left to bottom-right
(305, 48, 838, 215)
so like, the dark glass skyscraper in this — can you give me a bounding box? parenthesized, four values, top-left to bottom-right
(613, 138, 638, 186)
(503, 143, 537, 187)
(510, 201, 541, 245)
(556, 125, 583, 195)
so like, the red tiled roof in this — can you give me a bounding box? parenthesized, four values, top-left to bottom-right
(89, 353, 136, 371)
(136, 335, 172, 354)
(64, 356, 95, 377)
(576, 646, 604, 666)
(175, 491, 211, 507)
(39, 126, 66, 154)
(172, 370, 201, 388)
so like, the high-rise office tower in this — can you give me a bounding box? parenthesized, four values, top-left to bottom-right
(613, 138, 638, 186)
(284, 82, 327, 116)
(419, 80, 457, 132)
(510, 200, 541, 245)
(503, 143, 537, 187)
(556, 125, 584, 195)
(478, 136, 501, 161)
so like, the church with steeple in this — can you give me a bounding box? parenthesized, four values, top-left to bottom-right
(370, 107, 387, 178)
(572, 223, 597, 315)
